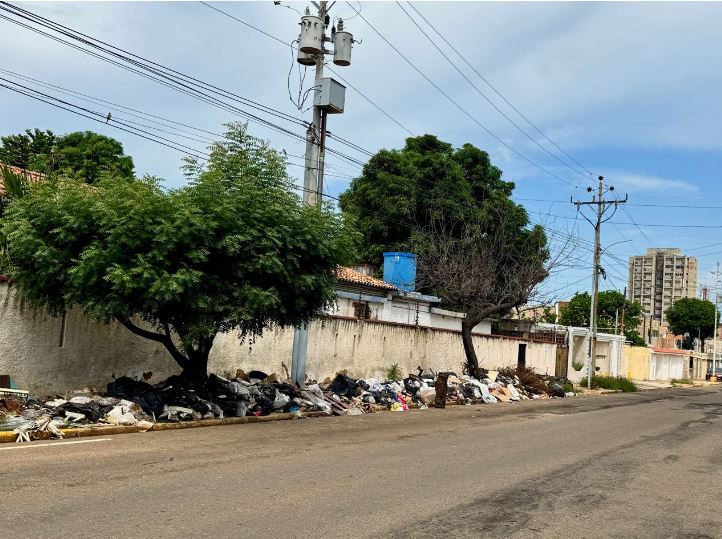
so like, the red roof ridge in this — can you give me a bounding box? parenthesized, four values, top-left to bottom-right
(335, 265, 396, 291)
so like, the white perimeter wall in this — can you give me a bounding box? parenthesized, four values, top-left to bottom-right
(0, 284, 555, 394)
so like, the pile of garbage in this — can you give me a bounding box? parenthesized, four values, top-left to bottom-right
(319, 366, 575, 414)
(0, 369, 335, 442)
(0, 365, 576, 442)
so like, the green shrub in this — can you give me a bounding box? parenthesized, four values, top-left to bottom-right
(571, 360, 584, 372)
(671, 378, 693, 385)
(562, 380, 575, 394)
(386, 363, 402, 381)
(579, 376, 637, 392)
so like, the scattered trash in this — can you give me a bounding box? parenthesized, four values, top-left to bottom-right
(1, 363, 578, 442)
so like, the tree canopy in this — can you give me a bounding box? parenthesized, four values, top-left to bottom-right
(1, 123, 356, 381)
(559, 291, 645, 346)
(339, 134, 515, 265)
(0, 129, 133, 183)
(339, 134, 550, 377)
(666, 297, 718, 349)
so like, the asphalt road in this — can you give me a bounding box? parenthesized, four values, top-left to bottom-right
(4, 387, 722, 538)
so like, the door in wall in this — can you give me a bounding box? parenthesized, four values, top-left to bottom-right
(517, 343, 527, 369)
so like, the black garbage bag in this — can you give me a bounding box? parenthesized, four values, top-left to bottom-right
(55, 402, 114, 422)
(327, 374, 360, 397)
(107, 377, 166, 417)
(548, 382, 565, 398)
(249, 385, 276, 416)
(403, 376, 423, 396)
(247, 370, 269, 384)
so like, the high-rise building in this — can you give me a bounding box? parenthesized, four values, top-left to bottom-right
(628, 248, 697, 324)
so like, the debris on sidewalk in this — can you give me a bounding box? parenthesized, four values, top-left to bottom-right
(0, 364, 579, 442)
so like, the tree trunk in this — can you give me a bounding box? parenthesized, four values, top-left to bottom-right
(116, 317, 215, 385)
(182, 349, 210, 386)
(461, 315, 482, 379)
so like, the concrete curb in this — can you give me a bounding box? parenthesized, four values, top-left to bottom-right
(0, 411, 330, 444)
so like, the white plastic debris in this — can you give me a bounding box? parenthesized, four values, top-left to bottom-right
(507, 384, 522, 401)
(272, 392, 290, 411)
(14, 415, 64, 443)
(159, 405, 195, 421)
(64, 411, 86, 422)
(69, 396, 93, 405)
(106, 405, 139, 426)
(44, 399, 67, 408)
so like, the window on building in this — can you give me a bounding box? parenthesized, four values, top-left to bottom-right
(353, 301, 371, 320)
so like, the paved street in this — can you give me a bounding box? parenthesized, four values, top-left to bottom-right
(4, 387, 722, 538)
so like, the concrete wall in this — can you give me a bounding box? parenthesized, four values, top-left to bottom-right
(566, 332, 626, 382)
(622, 345, 651, 380)
(0, 284, 555, 395)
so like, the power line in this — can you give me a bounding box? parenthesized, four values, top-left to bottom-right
(406, 2, 595, 179)
(397, 1, 591, 181)
(347, 2, 578, 189)
(516, 196, 716, 210)
(528, 209, 722, 229)
(0, 2, 369, 166)
(0, 81, 210, 161)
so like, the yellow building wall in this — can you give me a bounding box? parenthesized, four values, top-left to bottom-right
(622, 345, 651, 380)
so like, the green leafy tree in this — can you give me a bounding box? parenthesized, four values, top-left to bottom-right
(2, 123, 356, 382)
(0, 129, 133, 183)
(50, 131, 134, 183)
(540, 307, 557, 324)
(339, 134, 513, 265)
(559, 291, 645, 346)
(666, 298, 718, 349)
(0, 129, 56, 169)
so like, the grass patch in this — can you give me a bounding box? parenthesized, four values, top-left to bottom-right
(579, 375, 637, 392)
(671, 378, 693, 385)
(571, 360, 584, 372)
(562, 380, 575, 394)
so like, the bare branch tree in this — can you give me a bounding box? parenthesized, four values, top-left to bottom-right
(414, 205, 571, 378)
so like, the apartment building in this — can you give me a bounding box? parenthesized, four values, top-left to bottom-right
(628, 248, 697, 324)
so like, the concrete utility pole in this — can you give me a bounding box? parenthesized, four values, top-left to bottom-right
(290, 1, 354, 387)
(713, 262, 720, 376)
(574, 176, 627, 388)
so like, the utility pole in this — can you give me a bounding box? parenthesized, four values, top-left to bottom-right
(620, 286, 626, 337)
(713, 262, 720, 376)
(574, 176, 627, 388)
(290, 2, 354, 387)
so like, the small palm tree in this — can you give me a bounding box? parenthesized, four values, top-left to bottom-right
(0, 165, 29, 214)
(0, 165, 30, 275)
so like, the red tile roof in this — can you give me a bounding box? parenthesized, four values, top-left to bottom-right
(652, 347, 687, 355)
(335, 266, 396, 291)
(0, 164, 44, 195)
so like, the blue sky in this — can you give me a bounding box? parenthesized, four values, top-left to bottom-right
(2, 1, 722, 302)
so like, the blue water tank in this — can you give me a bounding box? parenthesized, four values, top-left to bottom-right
(383, 252, 417, 292)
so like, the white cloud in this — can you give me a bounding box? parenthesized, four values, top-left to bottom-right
(609, 172, 699, 194)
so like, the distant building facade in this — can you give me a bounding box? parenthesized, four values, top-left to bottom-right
(628, 248, 697, 324)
